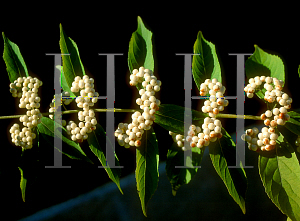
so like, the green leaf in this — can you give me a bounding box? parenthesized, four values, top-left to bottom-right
(17, 140, 42, 202)
(37, 117, 92, 163)
(258, 132, 300, 221)
(284, 111, 300, 136)
(154, 104, 206, 134)
(192, 31, 222, 91)
(286, 110, 300, 119)
(209, 128, 247, 214)
(128, 16, 154, 74)
(166, 143, 205, 196)
(18, 166, 27, 202)
(135, 127, 159, 217)
(2, 32, 28, 82)
(298, 65, 300, 78)
(256, 88, 267, 100)
(136, 16, 154, 72)
(277, 124, 300, 166)
(245, 45, 285, 86)
(128, 16, 154, 90)
(55, 65, 76, 97)
(87, 124, 123, 194)
(59, 24, 85, 95)
(285, 121, 300, 138)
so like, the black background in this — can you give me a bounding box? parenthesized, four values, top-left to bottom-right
(0, 7, 299, 221)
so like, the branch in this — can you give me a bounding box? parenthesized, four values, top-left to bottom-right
(0, 108, 141, 120)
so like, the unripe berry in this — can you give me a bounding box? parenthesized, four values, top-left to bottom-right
(284, 114, 290, 121)
(71, 135, 77, 141)
(176, 134, 183, 141)
(277, 119, 284, 125)
(214, 126, 221, 133)
(138, 123, 145, 130)
(258, 133, 264, 140)
(279, 107, 287, 114)
(257, 140, 263, 146)
(279, 99, 287, 106)
(270, 120, 277, 127)
(270, 140, 276, 146)
(176, 141, 183, 148)
(246, 129, 253, 136)
(282, 93, 289, 100)
(263, 131, 270, 138)
(264, 119, 270, 126)
(204, 135, 210, 141)
(76, 133, 82, 140)
(208, 123, 215, 130)
(249, 144, 258, 151)
(188, 130, 195, 137)
(265, 144, 275, 151)
(261, 114, 267, 120)
(243, 135, 251, 142)
(263, 138, 270, 145)
(265, 110, 272, 118)
(134, 140, 141, 147)
(270, 133, 278, 140)
(213, 108, 219, 115)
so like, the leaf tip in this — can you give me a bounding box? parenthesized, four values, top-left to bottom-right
(242, 206, 246, 214)
(197, 30, 203, 39)
(172, 189, 177, 196)
(118, 187, 124, 195)
(59, 23, 64, 34)
(254, 44, 260, 50)
(142, 209, 147, 217)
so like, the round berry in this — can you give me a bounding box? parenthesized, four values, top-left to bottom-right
(279, 107, 287, 114)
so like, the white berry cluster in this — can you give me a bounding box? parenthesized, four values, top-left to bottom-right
(168, 78, 227, 151)
(241, 127, 259, 151)
(243, 76, 292, 152)
(114, 120, 143, 148)
(242, 127, 279, 152)
(115, 67, 161, 148)
(294, 136, 300, 153)
(9, 123, 37, 149)
(8, 76, 43, 149)
(260, 107, 290, 127)
(200, 78, 229, 118)
(244, 76, 284, 100)
(244, 76, 292, 111)
(64, 75, 99, 142)
(49, 91, 72, 122)
(169, 118, 223, 151)
(65, 120, 96, 142)
(9, 76, 42, 109)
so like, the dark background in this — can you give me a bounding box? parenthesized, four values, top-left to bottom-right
(0, 7, 299, 220)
